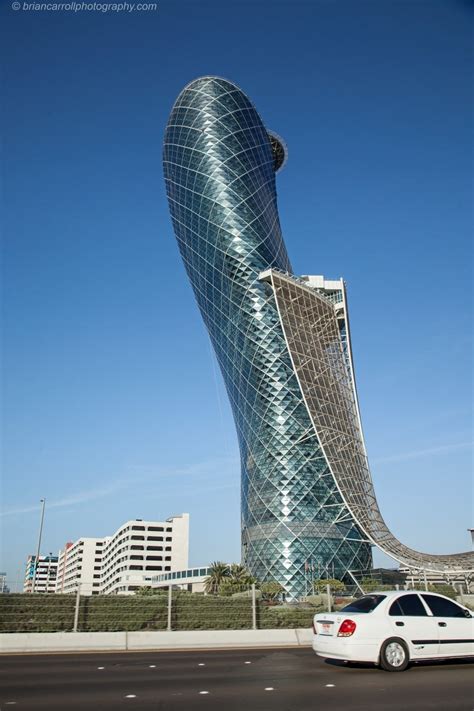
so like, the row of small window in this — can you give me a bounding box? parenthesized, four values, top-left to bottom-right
(115, 525, 172, 536)
(66, 557, 83, 564)
(129, 535, 172, 542)
(156, 568, 210, 581)
(93, 567, 173, 589)
(91, 527, 173, 555)
(92, 566, 173, 586)
(128, 525, 172, 532)
(97, 539, 172, 565)
(101, 543, 171, 552)
(93, 554, 170, 570)
(94, 546, 171, 570)
(100, 536, 172, 555)
(99, 562, 173, 585)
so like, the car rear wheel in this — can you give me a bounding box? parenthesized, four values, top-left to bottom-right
(379, 637, 409, 672)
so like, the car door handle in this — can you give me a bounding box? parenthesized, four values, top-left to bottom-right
(395, 621, 404, 627)
(438, 622, 447, 627)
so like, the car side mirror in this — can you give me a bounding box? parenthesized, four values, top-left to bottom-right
(463, 609, 472, 618)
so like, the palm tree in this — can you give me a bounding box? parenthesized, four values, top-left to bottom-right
(204, 561, 230, 594)
(229, 564, 255, 584)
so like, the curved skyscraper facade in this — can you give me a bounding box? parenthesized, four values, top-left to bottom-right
(163, 77, 473, 598)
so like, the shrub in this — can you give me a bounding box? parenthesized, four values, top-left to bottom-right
(174, 594, 253, 630)
(313, 578, 345, 594)
(260, 581, 285, 601)
(0, 594, 75, 633)
(359, 578, 392, 593)
(428, 584, 457, 600)
(259, 604, 318, 629)
(304, 594, 328, 607)
(408, 583, 457, 600)
(0, 591, 350, 633)
(83, 595, 168, 631)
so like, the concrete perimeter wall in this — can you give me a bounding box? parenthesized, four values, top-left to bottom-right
(0, 629, 313, 654)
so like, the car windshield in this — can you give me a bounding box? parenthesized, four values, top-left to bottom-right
(340, 595, 386, 613)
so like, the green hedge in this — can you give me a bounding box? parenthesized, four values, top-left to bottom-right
(0, 594, 76, 633)
(0, 593, 322, 632)
(2, 589, 469, 633)
(82, 595, 168, 631)
(174, 595, 253, 630)
(259, 605, 318, 629)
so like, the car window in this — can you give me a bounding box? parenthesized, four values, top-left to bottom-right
(340, 595, 386, 613)
(421, 594, 468, 618)
(389, 594, 427, 616)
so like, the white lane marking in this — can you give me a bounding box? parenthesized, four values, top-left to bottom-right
(244, 661, 251, 664)
(264, 687, 274, 691)
(125, 694, 137, 698)
(97, 666, 105, 670)
(199, 691, 210, 695)
(149, 665, 156, 668)
(198, 663, 205, 666)
(325, 684, 335, 687)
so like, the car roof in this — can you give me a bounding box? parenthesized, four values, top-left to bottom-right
(356, 590, 405, 598)
(359, 590, 456, 600)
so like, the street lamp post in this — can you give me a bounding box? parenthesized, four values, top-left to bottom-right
(32, 498, 46, 594)
(468, 529, 474, 551)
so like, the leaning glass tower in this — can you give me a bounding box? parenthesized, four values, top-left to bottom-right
(163, 77, 473, 598)
(163, 76, 371, 598)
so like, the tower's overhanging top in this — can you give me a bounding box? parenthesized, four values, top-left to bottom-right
(267, 131, 288, 172)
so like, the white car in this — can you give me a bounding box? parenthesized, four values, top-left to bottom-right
(312, 590, 474, 671)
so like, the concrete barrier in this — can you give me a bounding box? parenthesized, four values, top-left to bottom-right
(295, 628, 313, 646)
(0, 629, 313, 654)
(127, 629, 306, 650)
(0, 632, 127, 654)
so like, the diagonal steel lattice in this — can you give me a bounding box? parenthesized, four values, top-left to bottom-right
(263, 270, 474, 577)
(163, 76, 473, 598)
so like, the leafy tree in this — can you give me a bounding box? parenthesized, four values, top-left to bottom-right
(204, 561, 230, 594)
(260, 581, 284, 601)
(359, 578, 391, 593)
(313, 578, 345, 594)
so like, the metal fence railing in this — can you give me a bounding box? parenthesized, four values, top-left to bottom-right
(1, 577, 471, 633)
(0, 582, 344, 633)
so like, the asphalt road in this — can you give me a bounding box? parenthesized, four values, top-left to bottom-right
(1, 647, 473, 711)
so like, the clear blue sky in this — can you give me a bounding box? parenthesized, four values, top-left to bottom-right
(1, 0, 472, 588)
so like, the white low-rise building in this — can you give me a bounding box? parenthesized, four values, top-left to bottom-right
(24, 554, 58, 593)
(56, 538, 103, 595)
(55, 513, 189, 595)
